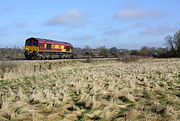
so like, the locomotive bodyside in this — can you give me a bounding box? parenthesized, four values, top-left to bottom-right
(24, 37, 73, 59)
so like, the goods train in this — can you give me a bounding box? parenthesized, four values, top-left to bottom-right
(24, 37, 74, 59)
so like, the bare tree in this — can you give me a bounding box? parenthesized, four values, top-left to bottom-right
(109, 47, 119, 57)
(174, 30, 180, 56)
(98, 46, 108, 58)
(165, 35, 176, 56)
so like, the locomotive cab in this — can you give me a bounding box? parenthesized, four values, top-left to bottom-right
(24, 38, 39, 59)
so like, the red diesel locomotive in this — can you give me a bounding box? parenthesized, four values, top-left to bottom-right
(24, 37, 74, 59)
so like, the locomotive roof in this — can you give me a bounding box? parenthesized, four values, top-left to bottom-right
(27, 37, 71, 45)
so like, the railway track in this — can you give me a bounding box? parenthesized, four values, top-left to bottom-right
(0, 58, 118, 63)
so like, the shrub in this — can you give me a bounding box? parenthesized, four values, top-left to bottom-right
(85, 56, 92, 63)
(117, 55, 141, 63)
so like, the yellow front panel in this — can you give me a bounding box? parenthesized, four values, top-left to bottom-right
(25, 46, 38, 53)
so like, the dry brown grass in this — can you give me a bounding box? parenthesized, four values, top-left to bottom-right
(0, 59, 180, 121)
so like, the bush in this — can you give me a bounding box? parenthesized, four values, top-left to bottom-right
(85, 56, 92, 63)
(119, 55, 141, 63)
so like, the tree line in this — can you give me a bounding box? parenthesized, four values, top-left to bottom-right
(75, 30, 180, 58)
(0, 47, 24, 60)
(0, 30, 179, 60)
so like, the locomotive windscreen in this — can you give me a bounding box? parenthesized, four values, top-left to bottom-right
(25, 38, 38, 47)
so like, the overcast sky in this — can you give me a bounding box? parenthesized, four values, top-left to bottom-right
(0, 0, 179, 49)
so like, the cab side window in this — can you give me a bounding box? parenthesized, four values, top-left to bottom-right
(25, 40, 32, 46)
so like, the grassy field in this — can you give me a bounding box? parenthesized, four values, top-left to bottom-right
(0, 59, 180, 121)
